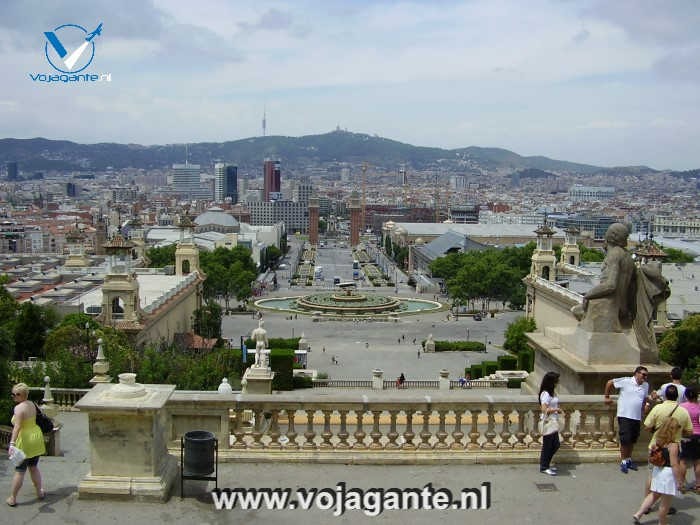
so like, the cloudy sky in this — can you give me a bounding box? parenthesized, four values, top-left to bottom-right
(1, 0, 699, 169)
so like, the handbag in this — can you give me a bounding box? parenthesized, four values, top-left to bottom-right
(33, 402, 54, 435)
(8, 445, 26, 467)
(538, 414, 560, 435)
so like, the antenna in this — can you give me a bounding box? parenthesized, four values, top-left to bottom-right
(185, 143, 188, 166)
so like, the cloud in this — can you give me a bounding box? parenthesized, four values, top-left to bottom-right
(572, 29, 590, 45)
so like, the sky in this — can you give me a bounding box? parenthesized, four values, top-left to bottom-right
(1, 0, 699, 170)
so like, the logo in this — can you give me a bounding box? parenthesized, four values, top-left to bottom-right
(30, 22, 111, 83)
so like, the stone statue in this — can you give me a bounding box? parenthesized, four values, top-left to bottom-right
(250, 320, 268, 367)
(425, 333, 435, 352)
(571, 223, 670, 358)
(571, 223, 636, 332)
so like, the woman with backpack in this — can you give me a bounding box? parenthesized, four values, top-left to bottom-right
(633, 418, 683, 524)
(6, 383, 46, 507)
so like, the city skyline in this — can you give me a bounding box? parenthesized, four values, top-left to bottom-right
(1, 1, 699, 170)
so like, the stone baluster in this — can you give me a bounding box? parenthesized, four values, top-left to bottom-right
(435, 410, 449, 449)
(450, 409, 464, 450)
(560, 408, 573, 449)
(267, 410, 281, 449)
(320, 410, 333, 449)
(284, 409, 299, 449)
(369, 411, 383, 449)
(402, 410, 416, 450)
(483, 406, 497, 449)
(605, 410, 618, 448)
(591, 411, 604, 449)
(386, 411, 400, 449)
(353, 410, 367, 449)
(419, 410, 432, 449)
(574, 409, 591, 449)
(498, 409, 513, 449)
(468, 410, 481, 450)
(513, 409, 528, 450)
(232, 408, 246, 449)
(529, 409, 542, 449)
(303, 409, 317, 450)
(337, 410, 350, 450)
(250, 408, 264, 449)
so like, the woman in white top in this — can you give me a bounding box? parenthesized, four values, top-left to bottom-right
(539, 371, 562, 476)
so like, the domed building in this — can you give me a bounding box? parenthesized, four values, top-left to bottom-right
(194, 206, 239, 234)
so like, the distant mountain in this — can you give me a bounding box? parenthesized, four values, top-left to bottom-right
(0, 130, 659, 175)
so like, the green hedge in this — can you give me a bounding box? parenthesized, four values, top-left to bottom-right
(292, 376, 313, 389)
(244, 337, 300, 350)
(518, 349, 535, 373)
(241, 348, 294, 391)
(434, 341, 486, 352)
(507, 378, 524, 389)
(470, 364, 484, 379)
(497, 355, 518, 370)
(483, 361, 498, 376)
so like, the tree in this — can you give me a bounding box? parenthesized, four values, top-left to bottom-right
(319, 219, 327, 234)
(658, 314, 700, 383)
(13, 302, 58, 360)
(146, 244, 177, 268)
(266, 246, 282, 268)
(661, 247, 694, 263)
(579, 242, 605, 262)
(193, 302, 223, 339)
(504, 316, 536, 354)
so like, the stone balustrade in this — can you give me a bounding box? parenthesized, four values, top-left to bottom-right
(164, 392, 623, 464)
(28, 387, 89, 411)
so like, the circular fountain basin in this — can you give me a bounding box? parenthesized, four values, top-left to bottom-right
(255, 293, 443, 317)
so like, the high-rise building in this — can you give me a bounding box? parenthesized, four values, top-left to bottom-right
(263, 159, 281, 201)
(349, 191, 361, 247)
(66, 182, 78, 197)
(173, 164, 212, 200)
(397, 167, 407, 186)
(247, 200, 308, 233)
(215, 164, 238, 202)
(309, 196, 320, 245)
(6, 161, 18, 181)
(295, 177, 313, 204)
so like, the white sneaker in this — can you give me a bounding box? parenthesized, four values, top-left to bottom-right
(541, 468, 557, 476)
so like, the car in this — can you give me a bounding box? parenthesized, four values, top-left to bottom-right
(473, 314, 482, 321)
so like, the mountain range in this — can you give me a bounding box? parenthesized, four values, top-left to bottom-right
(0, 130, 680, 176)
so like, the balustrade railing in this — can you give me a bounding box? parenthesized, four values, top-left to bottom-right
(383, 380, 439, 389)
(28, 387, 89, 411)
(313, 380, 373, 388)
(449, 379, 508, 389)
(165, 393, 621, 463)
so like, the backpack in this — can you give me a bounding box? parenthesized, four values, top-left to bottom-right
(33, 402, 54, 434)
(648, 444, 666, 467)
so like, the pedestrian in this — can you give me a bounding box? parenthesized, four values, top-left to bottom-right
(365, 342, 369, 349)
(322, 346, 326, 353)
(679, 385, 700, 494)
(402, 334, 405, 342)
(641, 384, 692, 516)
(399, 373, 405, 388)
(412, 338, 416, 344)
(417, 349, 420, 359)
(604, 366, 654, 473)
(398, 337, 401, 344)
(7, 383, 46, 507)
(538, 372, 562, 476)
(655, 367, 687, 403)
(632, 418, 683, 525)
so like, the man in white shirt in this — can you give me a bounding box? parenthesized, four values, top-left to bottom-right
(653, 367, 686, 404)
(604, 366, 653, 474)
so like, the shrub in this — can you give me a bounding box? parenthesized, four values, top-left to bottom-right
(244, 337, 300, 350)
(470, 364, 484, 379)
(316, 372, 329, 379)
(503, 316, 536, 354)
(518, 349, 535, 372)
(507, 378, 523, 389)
(433, 341, 486, 352)
(293, 376, 313, 389)
(483, 361, 498, 376)
(497, 355, 518, 370)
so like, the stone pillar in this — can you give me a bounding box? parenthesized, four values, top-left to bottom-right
(439, 369, 450, 390)
(309, 197, 320, 246)
(372, 369, 384, 390)
(349, 191, 361, 248)
(560, 227, 581, 266)
(41, 376, 61, 456)
(75, 374, 178, 501)
(90, 338, 111, 385)
(425, 334, 435, 352)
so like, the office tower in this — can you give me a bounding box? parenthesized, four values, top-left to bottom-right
(66, 182, 78, 197)
(295, 177, 313, 204)
(263, 159, 281, 201)
(173, 163, 211, 200)
(398, 167, 407, 185)
(215, 164, 238, 202)
(6, 161, 18, 181)
(309, 196, 320, 245)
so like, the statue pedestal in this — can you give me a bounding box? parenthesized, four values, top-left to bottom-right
(242, 366, 275, 394)
(524, 330, 672, 395)
(75, 377, 177, 501)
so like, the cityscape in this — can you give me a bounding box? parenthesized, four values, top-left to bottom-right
(1, 1, 699, 524)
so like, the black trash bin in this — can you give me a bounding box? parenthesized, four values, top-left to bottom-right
(181, 431, 218, 498)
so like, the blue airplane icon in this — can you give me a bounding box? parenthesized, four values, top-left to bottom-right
(85, 23, 102, 42)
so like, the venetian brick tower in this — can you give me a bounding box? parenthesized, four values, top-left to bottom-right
(308, 196, 320, 246)
(349, 191, 361, 247)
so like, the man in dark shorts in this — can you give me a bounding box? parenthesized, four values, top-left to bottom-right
(604, 366, 653, 473)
